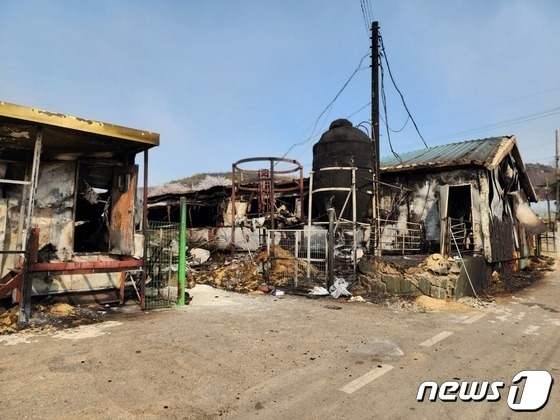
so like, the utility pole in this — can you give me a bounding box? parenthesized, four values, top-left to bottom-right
(555, 129, 559, 253)
(554, 130, 559, 221)
(371, 21, 380, 256)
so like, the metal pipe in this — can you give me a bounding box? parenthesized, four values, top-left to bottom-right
(327, 207, 335, 290)
(231, 164, 236, 258)
(269, 158, 275, 230)
(352, 168, 357, 280)
(307, 171, 313, 279)
(140, 150, 149, 309)
(177, 196, 187, 306)
(19, 126, 42, 324)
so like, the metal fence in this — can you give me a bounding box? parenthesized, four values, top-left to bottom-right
(378, 219, 423, 254)
(266, 229, 327, 290)
(449, 218, 475, 254)
(144, 221, 181, 308)
(537, 221, 557, 255)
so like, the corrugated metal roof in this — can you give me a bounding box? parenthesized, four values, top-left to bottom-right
(380, 136, 514, 172)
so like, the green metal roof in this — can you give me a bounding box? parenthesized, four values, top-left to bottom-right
(380, 136, 538, 202)
(380, 136, 514, 172)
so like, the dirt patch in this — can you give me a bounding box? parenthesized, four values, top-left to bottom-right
(414, 295, 474, 312)
(482, 256, 554, 297)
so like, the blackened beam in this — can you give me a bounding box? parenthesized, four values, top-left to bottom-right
(362, 177, 412, 192)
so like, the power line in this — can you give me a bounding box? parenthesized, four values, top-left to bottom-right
(379, 57, 402, 162)
(359, 0, 371, 38)
(379, 33, 428, 148)
(346, 101, 371, 119)
(280, 51, 370, 160)
(428, 105, 560, 142)
(379, 114, 410, 133)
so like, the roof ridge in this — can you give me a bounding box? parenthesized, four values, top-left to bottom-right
(380, 136, 513, 162)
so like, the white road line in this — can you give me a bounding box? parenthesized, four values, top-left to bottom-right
(462, 312, 488, 324)
(420, 331, 453, 347)
(339, 365, 394, 394)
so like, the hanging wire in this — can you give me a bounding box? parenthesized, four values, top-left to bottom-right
(346, 101, 371, 119)
(380, 114, 410, 133)
(379, 33, 429, 149)
(280, 51, 370, 160)
(379, 57, 402, 162)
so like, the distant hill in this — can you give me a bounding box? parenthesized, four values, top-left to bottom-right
(525, 163, 557, 200)
(173, 172, 231, 187)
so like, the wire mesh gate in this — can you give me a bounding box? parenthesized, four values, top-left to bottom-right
(144, 221, 181, 308)
(266, 229, 327, 290)
(537, 221, 557, 255)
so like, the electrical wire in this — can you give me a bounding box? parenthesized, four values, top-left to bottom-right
(359, 0, 371, 38)
(379, 56, 402, 162)
(379, 114, 410, 133)
(280, 51, 370, 160)
(379, 33, 429, 149)
(428, 105, 560, 142)
(346, 101, 371, 119)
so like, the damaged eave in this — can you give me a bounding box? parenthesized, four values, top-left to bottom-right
(509, 143, 538, 203)
(485, 136, 515, 170)
(0, 101, 159, 148)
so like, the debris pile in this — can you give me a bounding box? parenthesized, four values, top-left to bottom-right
(0, 300, 109, 335)
(192, 246, 317, 293)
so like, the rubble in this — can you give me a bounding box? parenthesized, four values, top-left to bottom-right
(192, 246, 318, 293)
(0, 299, 124, 335)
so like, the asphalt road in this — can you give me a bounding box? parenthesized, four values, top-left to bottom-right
(1, 269, 558, 419)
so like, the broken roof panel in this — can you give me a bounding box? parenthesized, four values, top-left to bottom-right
(380, 136, 515, 172)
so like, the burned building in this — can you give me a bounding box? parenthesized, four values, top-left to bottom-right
(0, 102, 159, 319)
(148, 171, 306, 252)
(378, 136, 545, 268)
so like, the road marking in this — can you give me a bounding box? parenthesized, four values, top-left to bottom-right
(463, 312, 488, 324)
(420, 331, 453, 347)
(339, 365, 394, 394)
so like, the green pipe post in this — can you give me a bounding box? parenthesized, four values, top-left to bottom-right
(177, 197, 187, 305)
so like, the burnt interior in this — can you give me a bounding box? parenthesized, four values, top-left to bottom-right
(74, 162, 114, 252)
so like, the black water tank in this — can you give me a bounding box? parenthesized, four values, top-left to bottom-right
(312, 119, 374, 222)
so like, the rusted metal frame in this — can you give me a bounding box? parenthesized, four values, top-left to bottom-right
(237, 185, 300, 193)
(18, 127, 42, 324)
(269, 158, 275, 229)
(231, 157, 304, 256)
(234, 156, 302, 172)
(119, 271, 126, 304)
(140, 150, 149, 308)
(29, 260, 143, 272)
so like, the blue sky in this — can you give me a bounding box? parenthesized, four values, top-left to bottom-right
(1, 0, 559, 185)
